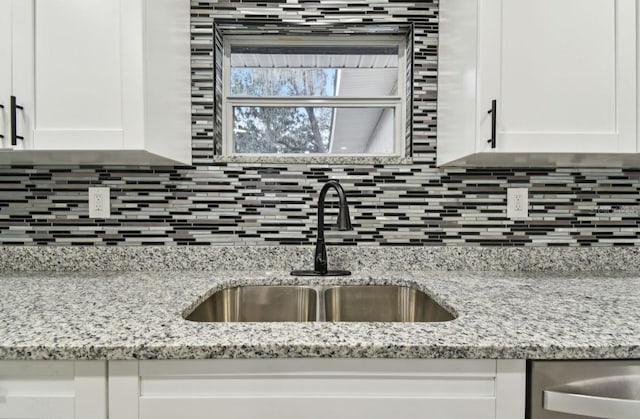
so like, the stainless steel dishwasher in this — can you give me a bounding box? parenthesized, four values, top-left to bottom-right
(529, 360, 640, 419)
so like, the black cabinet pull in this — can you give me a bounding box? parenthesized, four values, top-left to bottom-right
(486, 99, 497, 149)
(0, 103, 4, 139)
(10, 96, 24, 146)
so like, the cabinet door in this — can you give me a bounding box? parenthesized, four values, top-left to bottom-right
(478, 0, 637, 154)
(11, 0, 143, 151)
(0, 0, 10, 148)
(0, 361, 107, 419)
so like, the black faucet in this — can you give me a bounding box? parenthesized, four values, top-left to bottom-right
(291, 180, 353, 276)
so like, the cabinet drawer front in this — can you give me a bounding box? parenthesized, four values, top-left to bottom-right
(140, 359, 497, 399)
(0, 376, 75, 419)
(0, 361, 107, 419)
(137, 359, 498, 419)
(108, 360, 525, 419)
(0, 394, 74, 419)
(140, 397, 495, 419)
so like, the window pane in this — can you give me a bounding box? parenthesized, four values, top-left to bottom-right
(233, 106, 395, 154)
(230, 44, 399, 97)
(231, 68, 338, 97)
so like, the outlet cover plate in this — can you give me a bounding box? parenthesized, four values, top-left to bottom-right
(507, 188, 528, 219)
(89, 187, 110, 219)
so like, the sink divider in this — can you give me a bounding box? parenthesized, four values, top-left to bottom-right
(309, 286, 328, 322)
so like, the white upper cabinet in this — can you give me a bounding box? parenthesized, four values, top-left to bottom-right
(0, 0, 11, 148)
(0, 0, 192, 165)
(438, 0, 638, 167)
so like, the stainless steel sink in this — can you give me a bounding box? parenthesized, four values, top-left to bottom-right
(185, 286, 317, 322)
(185, 284, 455, 323)
(324, 285, 455, 322)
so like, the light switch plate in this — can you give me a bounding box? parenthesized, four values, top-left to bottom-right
(507, 188, 528, 219)
(89, 187, 110, 218)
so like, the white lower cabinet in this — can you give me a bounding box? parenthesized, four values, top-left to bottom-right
(0, 360, 107, 419)
(109, 359, 526, 419)
(0, 359, 526, 418)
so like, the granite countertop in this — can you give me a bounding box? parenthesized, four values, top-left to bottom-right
(1, 270, 639, 360)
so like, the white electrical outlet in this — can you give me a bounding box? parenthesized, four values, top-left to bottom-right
(507, 188, 528, 219)
(89, 187, 111, 219)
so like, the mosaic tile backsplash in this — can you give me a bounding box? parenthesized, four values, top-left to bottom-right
(0, 0, 639, 247)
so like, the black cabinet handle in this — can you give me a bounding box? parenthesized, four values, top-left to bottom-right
(0, 103, 4, 139)
(10, 96, 24, 146)
(486, 99, 497, 149)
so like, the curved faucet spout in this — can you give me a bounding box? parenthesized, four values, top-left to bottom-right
(317, 180, 352, 233)
(291, 180, 353, 277)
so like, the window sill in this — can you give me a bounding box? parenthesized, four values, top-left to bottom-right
(211, 155, 414, 165)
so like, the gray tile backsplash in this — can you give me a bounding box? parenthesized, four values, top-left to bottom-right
(0, 0, 639, 247)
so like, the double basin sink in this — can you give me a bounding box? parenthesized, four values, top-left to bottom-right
(185, 285, 456, 323)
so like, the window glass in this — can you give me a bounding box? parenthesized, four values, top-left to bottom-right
(230, 45, 398, 97)
(224, 37, 404, 156)
(233, 107, 395, 154)
(231, 68, 338, 97)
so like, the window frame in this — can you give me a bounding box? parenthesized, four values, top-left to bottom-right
(222, 34, 407, 157)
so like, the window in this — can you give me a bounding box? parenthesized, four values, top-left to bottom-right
(222, 35, 407, 156)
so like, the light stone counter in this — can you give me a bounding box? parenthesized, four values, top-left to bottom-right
(1, 270, 639, 360)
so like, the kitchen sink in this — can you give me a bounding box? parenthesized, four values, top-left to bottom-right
(324, 285, 455, 322)
(185, 286, 317, 322)
(185, 285, 455, 323)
